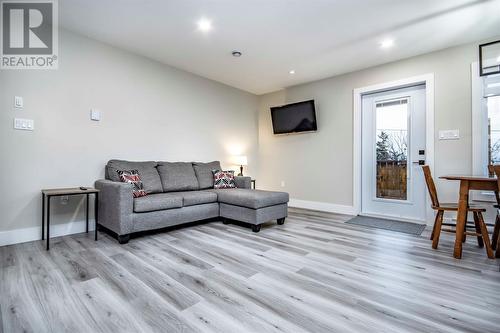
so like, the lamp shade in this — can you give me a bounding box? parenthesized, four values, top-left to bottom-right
(232, 155, 248, 166)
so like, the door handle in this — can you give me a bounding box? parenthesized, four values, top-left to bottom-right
(412, 160, 425, 165)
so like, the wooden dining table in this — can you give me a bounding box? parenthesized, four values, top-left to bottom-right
(440, 175, 498, 259)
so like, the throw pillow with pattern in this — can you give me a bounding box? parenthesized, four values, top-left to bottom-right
(117, 170, 147, 198)
(212, 170, 236, 189)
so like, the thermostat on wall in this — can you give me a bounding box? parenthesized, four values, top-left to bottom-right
(14, 96, 23, 108)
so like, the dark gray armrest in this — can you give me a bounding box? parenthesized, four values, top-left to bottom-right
(94, 179, 134, 235)
(234, 176, 251, 189)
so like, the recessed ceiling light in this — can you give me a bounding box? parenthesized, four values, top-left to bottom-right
(289, 70, 295, 75)
(197, 18, 212, 32)
(380, 39, 394, 49)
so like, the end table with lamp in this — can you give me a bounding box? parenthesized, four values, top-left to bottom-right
(231, 155, 256, 188)
(233, 155, 248, 176)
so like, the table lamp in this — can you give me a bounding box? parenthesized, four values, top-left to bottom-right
(233, 155, 248, 176)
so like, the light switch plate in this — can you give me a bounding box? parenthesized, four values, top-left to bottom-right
(90, 109, 101, 121)
(14, 118, 34, 131)
(14, 96, 23, 108)
(438, 129, 459, 140)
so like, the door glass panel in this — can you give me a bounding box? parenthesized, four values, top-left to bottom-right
(375, 98, 408, 200)
(488, 95, 500, 166)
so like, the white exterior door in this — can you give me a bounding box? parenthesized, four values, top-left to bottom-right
(361, 85, 427, 222)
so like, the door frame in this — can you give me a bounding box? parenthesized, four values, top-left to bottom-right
(353, 73, 435, 224)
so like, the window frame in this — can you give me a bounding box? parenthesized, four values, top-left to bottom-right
(472, 61, 497, 202)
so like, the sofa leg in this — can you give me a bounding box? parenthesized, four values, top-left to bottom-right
(117, 234, 130, 244)
(252, 224, 261, 233)
(277, 218, 286, 225)
(222, 217, 229, 225)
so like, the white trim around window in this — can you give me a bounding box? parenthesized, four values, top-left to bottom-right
(471, 61, 497, 202)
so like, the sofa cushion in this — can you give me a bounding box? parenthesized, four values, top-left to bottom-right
(177, 191, 218, 207)
(193, 161, 222, 189)
(106, 160, 163, 194)
(134, 193, 183, 213)
(157, 162, 199, 192)
(214, 188, 289, 209)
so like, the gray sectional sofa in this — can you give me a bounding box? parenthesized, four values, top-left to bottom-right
(95, 160, 289, 244)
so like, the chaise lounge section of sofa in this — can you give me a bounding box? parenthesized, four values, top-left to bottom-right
(95, 160, 288, 243)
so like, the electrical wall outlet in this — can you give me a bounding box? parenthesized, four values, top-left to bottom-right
(90, 109, 101, 121)
(280, 181, 285, 187)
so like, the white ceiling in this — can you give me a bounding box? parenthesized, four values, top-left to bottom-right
(60, 0, 500, 95)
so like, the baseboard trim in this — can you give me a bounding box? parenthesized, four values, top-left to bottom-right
(288, 199, 356, 215)
(0, 220, 95, 247)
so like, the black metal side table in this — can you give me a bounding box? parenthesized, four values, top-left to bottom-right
(41, 187, 99, 250)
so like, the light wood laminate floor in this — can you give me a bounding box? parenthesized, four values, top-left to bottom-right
(1, 209, 499, 333)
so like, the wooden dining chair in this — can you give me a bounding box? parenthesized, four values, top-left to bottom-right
(422, 166, 493, 257)
(490, 165, 500, 257)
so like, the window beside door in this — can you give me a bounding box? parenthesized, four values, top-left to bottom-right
(487, 94, 500, 167)
(472, 67, 500, 201)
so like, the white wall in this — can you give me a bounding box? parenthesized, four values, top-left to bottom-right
(257, 39, 497, 219)
(1, 29, 497, 245)
(0, 30, 258, 241)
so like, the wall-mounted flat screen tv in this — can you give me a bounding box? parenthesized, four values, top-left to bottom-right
(270, 100, 317, 134)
